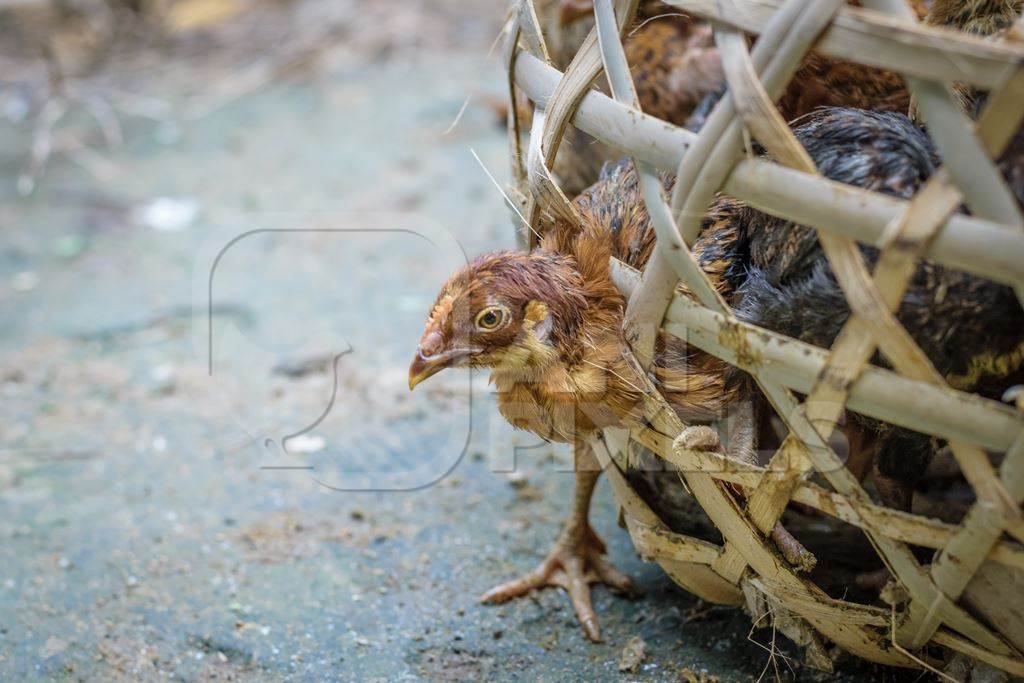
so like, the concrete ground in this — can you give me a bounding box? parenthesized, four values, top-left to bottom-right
(0, 1, 917, 680)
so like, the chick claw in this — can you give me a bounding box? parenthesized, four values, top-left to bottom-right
(480, 524, 635, 642)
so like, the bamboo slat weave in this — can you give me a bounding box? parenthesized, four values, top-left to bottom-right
(503, 0, 1024, 672)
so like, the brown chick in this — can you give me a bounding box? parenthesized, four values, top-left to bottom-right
(541, 2, 724, 194)
(925, 0, 1021, 35)
(778, 53, 911, 122)
(408, 160, 815, 641)
(684, 4, 924, 130)
(686, 55, 911, 132)
(408, 164, 745, 641)
(545, 0, 920, 194)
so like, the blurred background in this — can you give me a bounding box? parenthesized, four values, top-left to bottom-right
(0, 1, 878, 679)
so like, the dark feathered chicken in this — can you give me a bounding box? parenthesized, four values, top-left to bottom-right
(576, 110, 1020, 516)
(716, 108, 1024, 509)
(689, 0, 1024, 508)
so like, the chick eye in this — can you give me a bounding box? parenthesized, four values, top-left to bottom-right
(475, 307, 505, 331)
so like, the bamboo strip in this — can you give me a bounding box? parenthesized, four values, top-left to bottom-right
(933, 630, 1024, 678)
(644, 427, 913, 662)
(524, 0, 639, 244)
(749, 577, 889, 628)
(621, 326, 916, 662)
(591, 435, 745, 604)
(929, 432, 1024, 616)
(503, 12, 525, 185)
(671, 414, 1011, 655)
(707, 17, 1013, 650)
(670, 444, 1024, 571)
(625, 520, 721, 564)
(862, 0, 1024, 229)
(724, 163, 1024, 289)
(522, 19, 584, 239)
(507, 0, 1024, 670)
(676, 445, 911, 663)
(513, 54, 1024, 288)
(621, 356, 910, 662)
(611, 255, 1023, 455)
(503, 13, 532, 250)
(591, 0, 711, 369)
(514, 0, 552, 63)
(665, 0, 1022, 88)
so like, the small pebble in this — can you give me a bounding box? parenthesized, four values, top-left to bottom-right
(134, 197, 199, 232)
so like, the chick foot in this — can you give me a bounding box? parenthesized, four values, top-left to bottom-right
(480, 520, 635, 642)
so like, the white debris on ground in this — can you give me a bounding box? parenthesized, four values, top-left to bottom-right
(132, 197, 201, 232)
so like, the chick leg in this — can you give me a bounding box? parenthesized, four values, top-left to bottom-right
(480, 440, 635, 642)
(842, 420, 880, 483)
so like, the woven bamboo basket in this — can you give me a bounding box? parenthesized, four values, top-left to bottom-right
(501, 0, 1024, 674)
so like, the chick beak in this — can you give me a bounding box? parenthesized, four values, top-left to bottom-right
(408, 331, 469, 390)
(408, 349, 470, 390)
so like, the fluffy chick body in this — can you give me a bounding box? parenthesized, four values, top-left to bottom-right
(925, 0, 1022, 35)
(424, 199, 733, 447)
